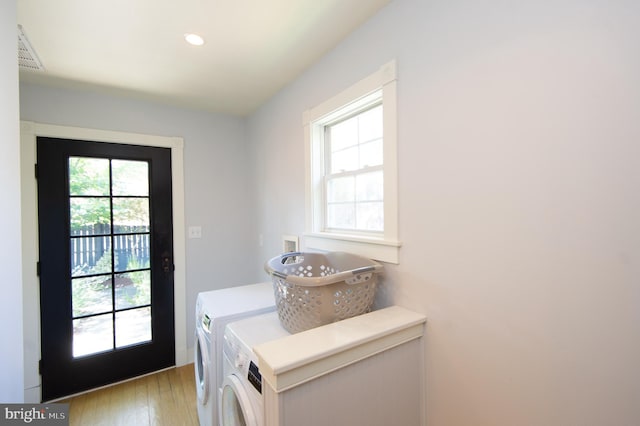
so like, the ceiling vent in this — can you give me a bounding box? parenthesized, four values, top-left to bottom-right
(18, 25, 45, 72)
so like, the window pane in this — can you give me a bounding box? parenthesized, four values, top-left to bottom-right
(331, 146, 358, 173)
(73, 313, 114, 357)
(113, 234, 150, 272)
(356, 171, 383, 201)
(329, 105, 383, 174)
(115, 271, 151, 310)
(358, 105, 383, 143)
(69, 157, 110, 196)
(327, 176, 354, 202)
(330, 118, 358, 152)
(356, 201, 384, 231)
(359, 139, 383, 169)
(327, 203, 355, 229)
(112, 160, 149, 196)
(113, 198, 150, 233)
(72, 276, 113, 317)
(70, 198, 111, 236)
(116, 307, 151, 348)
(71, 236, 112, 277)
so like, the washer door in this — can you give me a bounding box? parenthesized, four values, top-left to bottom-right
(219, 374, 258, 426)
(195, 328, 210, 405)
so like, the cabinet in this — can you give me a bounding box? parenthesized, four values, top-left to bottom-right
(254, 306, 427, 426)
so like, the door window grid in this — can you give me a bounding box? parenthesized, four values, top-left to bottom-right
(69, 157, 152, 358)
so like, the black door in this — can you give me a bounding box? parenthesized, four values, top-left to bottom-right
(37, 137, 175, 401)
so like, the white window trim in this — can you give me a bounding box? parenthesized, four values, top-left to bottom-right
(303, 60, 401, 264)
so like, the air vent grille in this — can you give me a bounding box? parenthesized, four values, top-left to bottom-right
(18, 25, 45, 72)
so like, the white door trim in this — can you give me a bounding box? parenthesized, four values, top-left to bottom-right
(20, 121, 188, 402)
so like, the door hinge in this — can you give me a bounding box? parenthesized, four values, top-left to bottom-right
(35, 163, 38, 179)
(37, 261, 40, 277)
(39, 359, 43, 375)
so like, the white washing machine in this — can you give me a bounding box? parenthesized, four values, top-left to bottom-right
(195, 282, 276, 426)
(219, 311, 290, 426)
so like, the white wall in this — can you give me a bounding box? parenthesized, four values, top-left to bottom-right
(1, 0, 25, 402)
(19, 84, 259, 354)
(248, 0, 640, 425)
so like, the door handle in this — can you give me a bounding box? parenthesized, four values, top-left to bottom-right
(162, 256, 173, 273)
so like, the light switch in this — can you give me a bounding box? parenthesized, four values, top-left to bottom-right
(188, 226, 202, 239)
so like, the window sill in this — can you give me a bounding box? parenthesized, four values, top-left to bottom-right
(303, 232, 401, 264)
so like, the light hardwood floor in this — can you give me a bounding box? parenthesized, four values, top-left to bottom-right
(61, 364, 199, 426)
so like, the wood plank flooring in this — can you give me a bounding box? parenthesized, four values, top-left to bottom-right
(61, 363, 199, 426)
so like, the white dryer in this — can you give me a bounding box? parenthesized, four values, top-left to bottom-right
(219, 311, 290, 426)
(195, 282, 276, 426)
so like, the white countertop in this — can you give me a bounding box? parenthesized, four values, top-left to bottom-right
(254, 305, 426, 392)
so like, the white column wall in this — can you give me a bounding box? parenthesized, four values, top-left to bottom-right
(1, 0, 25, 403)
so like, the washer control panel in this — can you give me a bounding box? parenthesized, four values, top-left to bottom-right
(247, 361, 262, 393)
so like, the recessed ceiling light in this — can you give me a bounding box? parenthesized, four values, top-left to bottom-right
(184, 33, 205, 46)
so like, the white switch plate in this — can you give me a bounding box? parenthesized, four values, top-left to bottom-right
(188, 226, 202, 239)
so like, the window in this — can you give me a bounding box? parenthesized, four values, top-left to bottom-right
(304, 60, 400, 264)
(325, 101, 383, 234)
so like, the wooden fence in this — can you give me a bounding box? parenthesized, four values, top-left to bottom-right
(71, 224, 150, 274)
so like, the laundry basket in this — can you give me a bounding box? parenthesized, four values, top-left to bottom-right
(264, 251, 383, 333)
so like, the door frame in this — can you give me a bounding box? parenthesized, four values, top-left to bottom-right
(20, 121, 187, 402)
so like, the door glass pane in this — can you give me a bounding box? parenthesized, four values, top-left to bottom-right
(112, 198, 150, 233)
(73, 313, 114, 357)
(70, 198, 111, 236)
(71, 236, 112, 277)
(68, 156, 153, 359)
(72, 276, 113, 317)
(113, 234, 150, 272)
(69, 157, 110, 196)
(115, 271, 151, 309)
(112, 160, 149, 196)
(116, 307, 151, 348)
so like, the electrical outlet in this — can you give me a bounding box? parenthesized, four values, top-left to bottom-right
(282, 234, 298, 252)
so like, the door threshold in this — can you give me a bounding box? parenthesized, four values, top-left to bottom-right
(45, 365, 177, 403)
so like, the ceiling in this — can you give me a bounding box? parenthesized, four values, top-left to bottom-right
(17, 0, 391, 116)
